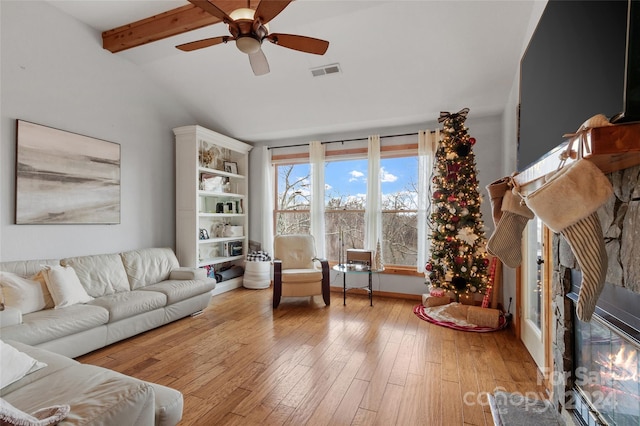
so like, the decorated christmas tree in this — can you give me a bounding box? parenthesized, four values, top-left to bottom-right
(426, 108, 490, 300)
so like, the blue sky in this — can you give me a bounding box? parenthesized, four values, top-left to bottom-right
(326, 157, 416, 197)
(280, 157, 418, 204)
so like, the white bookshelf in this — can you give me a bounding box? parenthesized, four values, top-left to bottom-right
(174, 125, 252, 295)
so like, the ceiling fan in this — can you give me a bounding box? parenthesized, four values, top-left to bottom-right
(176, 0, 330, 76)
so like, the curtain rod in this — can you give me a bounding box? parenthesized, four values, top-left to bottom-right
(267, 130, 437, 150)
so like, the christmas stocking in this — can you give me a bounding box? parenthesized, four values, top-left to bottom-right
(487, 188, 534, 268)
(524, 159, 613, 322)
(485, 176, 511, 227)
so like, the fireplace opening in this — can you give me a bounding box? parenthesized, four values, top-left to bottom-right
(568, 270, 640, 426)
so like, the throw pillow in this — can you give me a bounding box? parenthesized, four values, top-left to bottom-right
(0, 397, 70, 426)
(0, 272, 53, 314)
(0, 340, 47, 390)
(41, 265, 93, 308)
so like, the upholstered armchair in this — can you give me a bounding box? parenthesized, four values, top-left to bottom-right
(272, 234, 330, 308)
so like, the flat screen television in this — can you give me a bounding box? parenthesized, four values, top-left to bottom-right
(518, 0, 635, 171)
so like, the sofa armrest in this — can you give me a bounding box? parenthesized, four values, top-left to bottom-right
(0, 306, 22, 327)
(169, 267, 206, 281)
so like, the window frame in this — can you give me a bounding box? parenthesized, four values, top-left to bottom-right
(272, 142, 424, 276)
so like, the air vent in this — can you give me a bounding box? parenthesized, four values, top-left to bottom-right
(310, 63, 341, 77)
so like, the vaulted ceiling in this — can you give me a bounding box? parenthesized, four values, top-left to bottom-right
(47, 0, 545, 143)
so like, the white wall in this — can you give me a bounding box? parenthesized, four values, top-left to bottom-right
(0, 1, 196, 261)
(248, 113, 506, 295)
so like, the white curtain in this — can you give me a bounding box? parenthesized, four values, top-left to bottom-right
(417, 129, 437, 272)
(364, 135, 381, 252)
(260, 146, 274, 256)
(309, 141, 326, 257)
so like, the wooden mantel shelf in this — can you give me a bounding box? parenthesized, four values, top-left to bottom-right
(514, 122, 640, 192)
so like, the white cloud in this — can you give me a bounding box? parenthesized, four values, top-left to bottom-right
(349, 170, 364, 182)
(380, 167, 398, 183)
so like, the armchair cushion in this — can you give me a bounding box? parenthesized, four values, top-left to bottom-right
(281, 269, 323, 283)
(274, 235, 316, 269)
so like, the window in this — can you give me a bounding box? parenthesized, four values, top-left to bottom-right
(325, 159, 367, 263)
(274, 152, 419, 268)
(275, 163, 310, 235)
(379, 156, 418, 266)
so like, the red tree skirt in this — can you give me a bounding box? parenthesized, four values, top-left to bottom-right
(413, 304, 508, 333)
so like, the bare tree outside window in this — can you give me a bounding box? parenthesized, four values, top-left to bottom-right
(275, 155, 419, 267)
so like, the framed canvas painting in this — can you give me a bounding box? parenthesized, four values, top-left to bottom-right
(15, 120, 121, 224)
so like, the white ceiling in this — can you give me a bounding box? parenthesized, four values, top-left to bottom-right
(47, 0, 545, 143)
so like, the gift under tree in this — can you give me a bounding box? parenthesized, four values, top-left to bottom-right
(426, 108, 490, 301)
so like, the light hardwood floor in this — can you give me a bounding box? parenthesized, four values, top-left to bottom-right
(77, 288, 546, 425)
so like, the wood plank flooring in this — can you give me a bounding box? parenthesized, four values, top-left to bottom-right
(77, 289, 547, 425)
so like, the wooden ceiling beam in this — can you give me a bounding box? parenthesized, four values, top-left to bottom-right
(102, 1, 257, 53)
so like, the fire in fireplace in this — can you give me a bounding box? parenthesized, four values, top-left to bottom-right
(568, 264, 640, 426)
(573, 315, 640, 425)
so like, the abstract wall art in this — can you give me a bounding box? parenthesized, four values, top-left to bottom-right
(15, 120, 121, 224)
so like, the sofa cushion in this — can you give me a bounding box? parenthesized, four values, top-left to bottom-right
(0, 341, 78, 396)
(120, 248, 180, 290)
(140, 278, 216, 304)
(0, 340, 47, 390)
(3, 364, 156, 426)
(0, 307, 22, 328)
(0, 305, 109, 346)
(88, 290, 167, 322)
(61, 253, 130, 297)
(0, 271, 52, 314)
(0, 259, 59, 279)
(41, 266, 93, 308)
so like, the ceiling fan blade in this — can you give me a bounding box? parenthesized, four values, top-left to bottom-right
(267, 33, 329, 55)
(254, 0, 293, 25)
(248, 49, 270, 76)
(188, 0, 233, 22)
(176, 36, 231, 51)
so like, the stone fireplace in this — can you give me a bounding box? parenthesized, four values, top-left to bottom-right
(550, 164, 640, 425)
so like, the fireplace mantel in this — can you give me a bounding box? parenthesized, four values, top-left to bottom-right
(518, 122, 640, 424)
(514, 122, 640, 193)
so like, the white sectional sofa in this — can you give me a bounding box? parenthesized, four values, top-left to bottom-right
(0, 247, 215, 425)
(0, 247, 215, 358)
(1, 340, 183, 425)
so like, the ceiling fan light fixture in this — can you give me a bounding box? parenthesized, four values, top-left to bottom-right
(236, 36, 261, 54)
